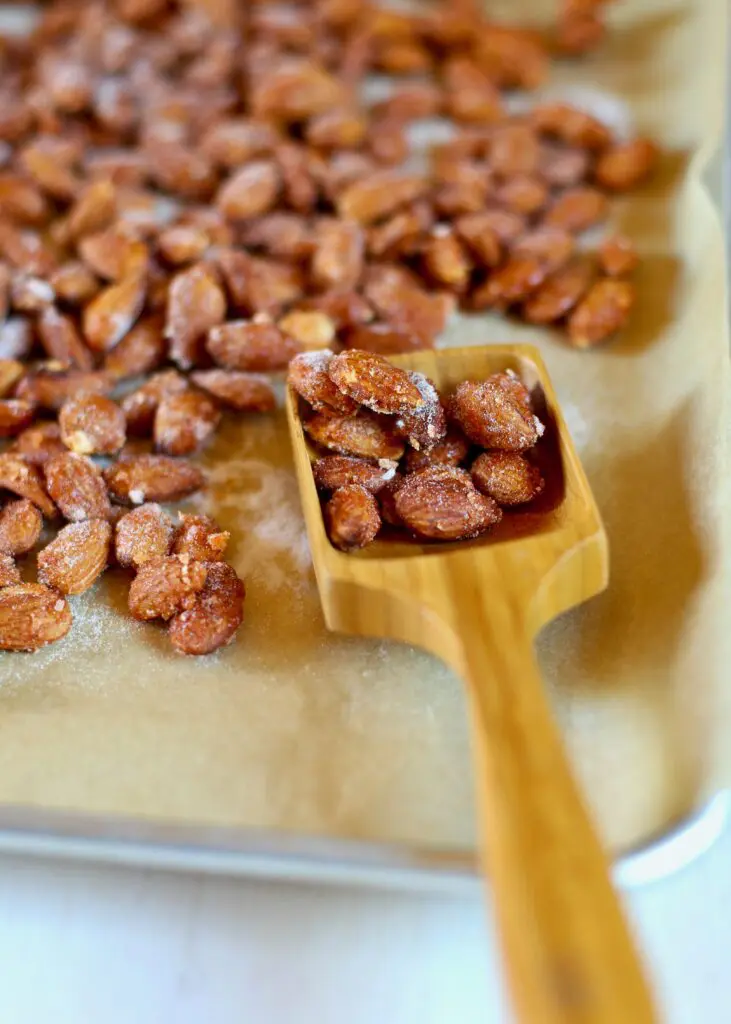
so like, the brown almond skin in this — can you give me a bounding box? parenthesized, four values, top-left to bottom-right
(449, 377, 541, 451)
(171, 514, 230, 562)
(115, 503, 174, 570)
(0, 453, 57, 518)
(44, 452, 111, 522)
(325, 485, 381, 551)
(10, 422, 66, 467)
(0, 583, 73, 651)
(104, 455, 205, 505)
(168, 561, 245, 656)
(288, 352, 357, 414)
(59, 394, 126, 455)
(103, 316, 166, 381)
(153, 390, 221, 457)
(395, 466, 503, 541)
(313, 456, 398, 494)
(304, 410, 405, 461)
(207, 320, 301, 372)
(166, 264, 227, 370)
(404, 428, 471, 474)
(0, 554, 21, 587)
(190, 370, 276, 413)
(122, 370, 189, 437)
(328, 349, 426, 417)
(37, 519, 112, 595)
(14, 371, 113, 413)
(471, 451, 545, 506)
(0, 399, 35, 438)
(128, 554, 208, 621)
(0, 498, 42, 555)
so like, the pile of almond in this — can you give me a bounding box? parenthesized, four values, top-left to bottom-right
(290, 348, 546, 549)
(0, 0, 652, 652)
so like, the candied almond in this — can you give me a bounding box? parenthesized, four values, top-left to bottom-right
(166, 263, 227, 369)
(115, 503, 174, 570)
(304, 409, 405, 461)
(128, 554, 208, 621)
(15, 370, 112, 412)
(514, 228, 575, 272)
(337, 171, 429, 226)
(50, 261, 100, 305)
(191, 370, 276, 413)
(154, 390, 221, 457)
(313, 456, 398, 494)
(594, 138, 658, 192)
(279, 310, 336, 350)
(443, 57, 504, 124)
(530, 103, 612, 151)
(470, 257, 548, 309)
(598, 234, 640, 277)
(172, 513, 229, 562)
(395, 466, 502, 542)
(0, 498, 42, 555)
(79, 227, 144, 282)
(0, 583, 72, 651)
(404, 428, 471, 474)
(0, 358, 23, 398)
(363, 265, 453, 345)
(104, 454, 205, 505)
(0, 400, 34, 438)
(394, 372, 448, 452)
(216, 160, 281, 221)
(450, 376, 543, 451)
(250, 59, 344, 123)
(66, 179, 117, 241)
(157, 225, 210, 266)
(568, 278, 635, 348)
(299, 291, 374, 331)
(523, 257, 595, 324)
(471, 451, 545, 505)
(0, 553, 20, 588)
(37, 519, 112, 595)
(310, 218, 364, 291)
(342, 323, 429, 355)
(59, 394, 126, 456)
(103, 315, 166, 380)
(453, 214, 504, 269)
(288, 351, 358, 414)
(325, 485, 381, 551)
(0, 453, 56, 518)
(168, 561, 245, 656)
(328, 349, 427, 417)
(207, 319, 300, 372)
(122, 370, 188, 437)
(544, 186, 608, 233)
(538, 142, 590, 188)
(10, 421, 66, 466)
(495, 175, 548, 217)
(38, 306, 94, 370)
(421, 230, 473, 292)
(82, 273, 147, 353)
(11, 274, 55, 314)
(239, 213, 312, 262)
(44, 451, 110, 521)
(489, 123, 540, 177)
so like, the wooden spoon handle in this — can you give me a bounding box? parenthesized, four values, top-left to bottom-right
(462, 638, 657, 1024)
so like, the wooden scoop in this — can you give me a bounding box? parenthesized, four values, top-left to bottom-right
(286, 343, 656, 1024)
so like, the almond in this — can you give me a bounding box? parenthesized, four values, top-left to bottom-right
(0, 453, 56, 518)
(128, 554, 208, 621)
(168, 561, 245, 656)
(115, 503, 174, 570)
(0, 583, 72, 651)
(37, 519, 112, 595)
(104, 454, 205, 505)
(44, 451, 111, 521)
(0, 498, 42, 555)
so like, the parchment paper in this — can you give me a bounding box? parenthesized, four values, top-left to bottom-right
(0, 0, 728, 862)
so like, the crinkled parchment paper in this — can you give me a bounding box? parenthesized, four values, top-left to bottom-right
(0, 0, 728, 868)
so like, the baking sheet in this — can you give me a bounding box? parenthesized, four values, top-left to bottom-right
(0, 0, 728, 879)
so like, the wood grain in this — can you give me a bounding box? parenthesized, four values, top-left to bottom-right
(287, 344, 657, 1023)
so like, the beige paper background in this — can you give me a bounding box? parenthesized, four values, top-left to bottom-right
(0, 0, 728, 861)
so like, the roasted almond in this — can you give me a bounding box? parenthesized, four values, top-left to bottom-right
(37, 519, 112, 595)
(0, 583, 72, 651)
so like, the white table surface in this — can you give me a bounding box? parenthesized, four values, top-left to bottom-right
(0, 808, 728, 1024)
